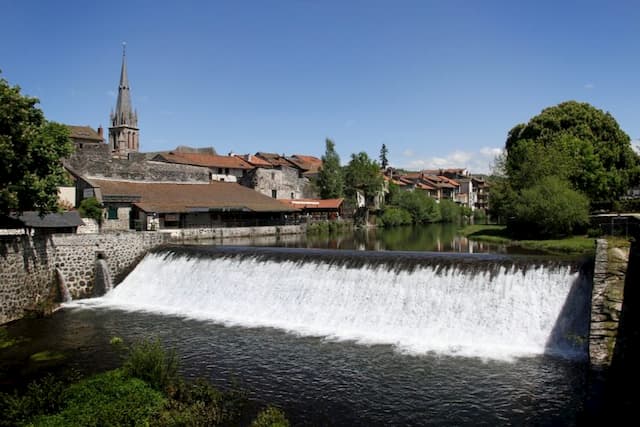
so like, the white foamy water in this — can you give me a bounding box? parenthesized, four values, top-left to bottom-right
(75, 252, 589, 361)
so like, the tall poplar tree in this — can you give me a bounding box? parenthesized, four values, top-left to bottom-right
(317, 138, 344, 199)
(379, 143, 389, 169)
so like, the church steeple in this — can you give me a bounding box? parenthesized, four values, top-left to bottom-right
(109, 43, 139, 156)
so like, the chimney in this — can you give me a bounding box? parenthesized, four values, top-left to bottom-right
(97, 125, 103, 138)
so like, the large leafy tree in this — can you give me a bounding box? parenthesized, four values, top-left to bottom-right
(344, 152, 383, 200)
(0, 73, 73, 214)
(316, 138, 344, 199)
(505, 101, 639, 202)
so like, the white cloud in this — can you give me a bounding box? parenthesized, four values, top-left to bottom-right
(632, 139, 640, 155)
(584, 83, 595, 89)
(402, 149, 414, 157)
(399, 146, 503, 174)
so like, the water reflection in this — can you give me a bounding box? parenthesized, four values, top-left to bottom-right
(194, 224, 508, 254)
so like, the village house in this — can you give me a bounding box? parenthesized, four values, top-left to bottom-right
(78, 178, 297, 231)
(238, 152, 318, 200)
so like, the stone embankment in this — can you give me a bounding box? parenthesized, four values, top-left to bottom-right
(589, 239, 628, 368)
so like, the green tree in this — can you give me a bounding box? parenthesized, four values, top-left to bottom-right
(509, 176, 590, 238)
(316, 138, 344, 199)
(379, 143, 389, 169)
(0, 73, 73, 214)
(505, 101, 640, 202)
(344, 152, 383, 200)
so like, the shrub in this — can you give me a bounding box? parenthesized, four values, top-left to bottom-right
(251, 406, 290, 427)
(123, 338, 179, 393)
(31, 370, 165, 426)
(0, 374, 66, 427)
(78, 197, 103, 224)
(380, 207, 412, 227)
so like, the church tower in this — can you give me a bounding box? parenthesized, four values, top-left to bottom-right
(109, 44, 139, 156)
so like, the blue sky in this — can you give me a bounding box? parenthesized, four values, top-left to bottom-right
(2, 0, 639, 173)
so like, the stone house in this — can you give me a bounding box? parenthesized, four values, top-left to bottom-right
(238, 152, 318, 200)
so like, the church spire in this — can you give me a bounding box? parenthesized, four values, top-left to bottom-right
(113, 42, 136, 127)
(109, 43, 139, 156)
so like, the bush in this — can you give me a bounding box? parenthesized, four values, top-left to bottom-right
(123, 338, 179, 393)
(78, 197, 103, 224)
(0, 374, 67, 426)
(31, 370, 165, 426)
(380, 207, 412, 227)
(251, 406, 290, 427)
(509, 176, 590, 238)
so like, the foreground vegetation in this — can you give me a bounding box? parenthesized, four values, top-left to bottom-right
(460, 224, 597, 254)
(0, 338, 289, 427)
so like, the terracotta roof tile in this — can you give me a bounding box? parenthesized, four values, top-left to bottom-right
(288, 155, 323, 173)
(234, 154, 273, 168)
(278, 198, 344, 210)
(255, 152, 300, 169)
(90, 179, 296, 213)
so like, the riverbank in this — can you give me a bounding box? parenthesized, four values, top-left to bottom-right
(459, 224, 597, 254)
(0, 336, 289, 426)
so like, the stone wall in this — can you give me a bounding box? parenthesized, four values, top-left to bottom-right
(163, 224, 305, 242)
(240, 167, 316, 199)
(0, 232, 168, 324)
(66, 153, 211, 182)
(52, 232, 168, 298)
(0, 236, 56, 325)
(590, 239, 628, 368)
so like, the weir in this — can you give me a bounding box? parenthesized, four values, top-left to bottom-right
(97, 246, 593, 361)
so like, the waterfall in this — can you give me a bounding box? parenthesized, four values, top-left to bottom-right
(56, 268, 72, 302)
(94, 258, 113, 296)
(98, 247, 592, 361)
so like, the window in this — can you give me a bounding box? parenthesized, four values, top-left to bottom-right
(291, 192, 294, 199)
(107, 207, 118, 220)
(272, 190, 277, 198)
(271, 172, 275, 180)
(225, 168, 230, 175)
(218, 168, 223, 174)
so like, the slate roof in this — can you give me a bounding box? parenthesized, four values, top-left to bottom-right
(8, 211, 85, 229)
(66, 125, 103, 142)
(89, 179, 296, 214)
(153, 152, 254, 169)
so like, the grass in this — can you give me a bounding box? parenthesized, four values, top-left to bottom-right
(459, 224, 597, 254)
